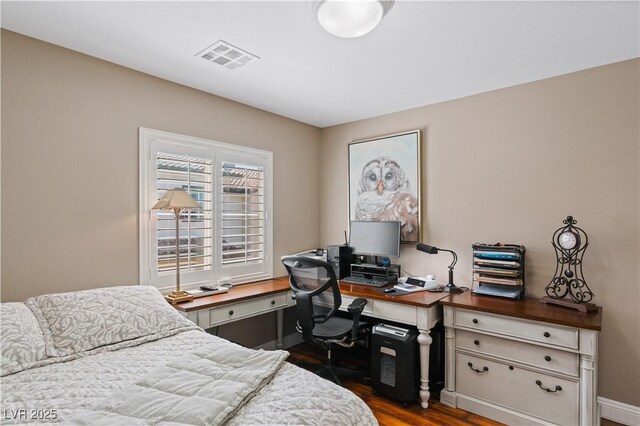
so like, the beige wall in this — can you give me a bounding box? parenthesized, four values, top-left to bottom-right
(319, 59, 640, 406)
(1, 30, 321, 303)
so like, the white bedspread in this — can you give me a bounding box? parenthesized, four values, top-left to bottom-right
(1, 330, 377, 425)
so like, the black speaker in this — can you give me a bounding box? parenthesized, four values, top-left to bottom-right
(371, 323, 419, 406)
(327, 245, 356, 279)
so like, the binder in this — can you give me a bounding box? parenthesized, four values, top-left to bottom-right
(473, 274, 523, 286)
(472, 266, 520, 277)
(473, 259, 520, 268)
(473, 283, 523, 299)
(473, 251, 520, 261)
(472, 243, 525, 300)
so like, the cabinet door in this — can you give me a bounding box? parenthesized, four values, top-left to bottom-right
(456, 352, 578, 426)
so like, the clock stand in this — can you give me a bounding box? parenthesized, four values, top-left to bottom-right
(542, 216, 598, 313)
(540, 296, 597, 313)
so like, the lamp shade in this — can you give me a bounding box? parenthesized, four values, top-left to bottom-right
(416, 243, 438, 254)
(152, 189, 200, 210)
(316, 0, 394, 38)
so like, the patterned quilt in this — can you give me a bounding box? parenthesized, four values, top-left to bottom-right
(1, 286, 377, 425)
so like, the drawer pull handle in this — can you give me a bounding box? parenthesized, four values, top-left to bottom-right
(472, 319, 478, 324)
(474, 340, 480, 346)
(229, 310, 234, 315)
(467, 362, 488, 373)
(509, 366, 514, 371)
(271, 300, 276, 305)
(535, 380, 562, 393)
(543, 331, 551, 338)
(545, 355, 552, 362)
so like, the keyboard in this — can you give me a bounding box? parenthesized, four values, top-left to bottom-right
(342, 276, 392, 287)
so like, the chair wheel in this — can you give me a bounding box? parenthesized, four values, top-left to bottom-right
(362, 377, 371, 386)
(402, 402, 409, 408)
(373, 390, 380, 396)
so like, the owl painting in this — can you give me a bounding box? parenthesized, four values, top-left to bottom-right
(354, 156, 418, 241)
(349, 131, 421, 243)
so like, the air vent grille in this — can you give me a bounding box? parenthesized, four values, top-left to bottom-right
(196, 40, 259, 70)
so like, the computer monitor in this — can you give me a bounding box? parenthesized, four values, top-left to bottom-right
(349, 221, 401, 258)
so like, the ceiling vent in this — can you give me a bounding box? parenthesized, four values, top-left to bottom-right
(196, 40, 259, 70)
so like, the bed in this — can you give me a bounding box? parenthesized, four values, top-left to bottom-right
(0, 285, 377, 425)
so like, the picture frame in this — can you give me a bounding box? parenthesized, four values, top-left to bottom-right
(348, 130, 422, 243)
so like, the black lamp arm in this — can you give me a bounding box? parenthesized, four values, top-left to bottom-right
(416, 243, 463, 292)
(438, 248, 457, 287)
(438, 248, 458, 270)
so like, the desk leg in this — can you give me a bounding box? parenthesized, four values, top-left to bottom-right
(444, 326, 455, 393)
(417, 329, 433, 408)
(276, 309, 284, 349)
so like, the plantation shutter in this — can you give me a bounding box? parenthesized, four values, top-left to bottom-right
(221, 161, 265, 268)
(141, 128, 273, 290)
(156, 152, 213, 275)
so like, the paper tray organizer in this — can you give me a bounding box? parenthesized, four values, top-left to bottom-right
(472, 243, 526, 300)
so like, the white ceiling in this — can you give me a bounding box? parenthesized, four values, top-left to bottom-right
(2, 1, 638, 128)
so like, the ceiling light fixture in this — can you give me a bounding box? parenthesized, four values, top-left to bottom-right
(316, 0, 394, 38)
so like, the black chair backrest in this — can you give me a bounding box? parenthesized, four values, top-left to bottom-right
(281, 255, 342, 342)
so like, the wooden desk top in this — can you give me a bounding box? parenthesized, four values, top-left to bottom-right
(339, 282, 450, 308)
(174, 277, 290, 313)
(173, 276, 449, 312)
(440, 291, 603, 331)
(173, 277, 602, 330)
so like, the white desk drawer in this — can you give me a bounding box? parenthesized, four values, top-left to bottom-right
(373, 300, 417, 325)
(456, 352, 579, 426)
(204, 293, 288, 327)
(341, 296, 374, 315)
(454, 309, 579, 350)
(327, 296, 417, 325)
(456, 330, 579, 377)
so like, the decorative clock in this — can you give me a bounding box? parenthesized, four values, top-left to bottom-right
(542, 216, 597, 312)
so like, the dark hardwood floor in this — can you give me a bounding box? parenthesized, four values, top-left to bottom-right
(286, 343, 623, 426)
(287, 343, 501, 426)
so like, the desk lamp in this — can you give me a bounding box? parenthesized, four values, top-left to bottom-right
(416, 243, 464, 293)
(153, 189, 201, 304)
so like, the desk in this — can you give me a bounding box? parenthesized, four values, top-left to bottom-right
(338, 282, 450, 408)
(174, 277, 294, 349)
(174, 276, 449, 409)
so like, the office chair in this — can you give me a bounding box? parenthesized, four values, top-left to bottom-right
(281, 255, 369, 386)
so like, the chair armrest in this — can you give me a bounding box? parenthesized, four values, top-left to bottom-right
(347, 298, 367, 314)
(347, 298, 368, 340)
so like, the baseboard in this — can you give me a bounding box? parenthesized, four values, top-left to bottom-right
(599, 397, 640, 425)
(253, 332, 304, 351)
(439, 389, 456, 408)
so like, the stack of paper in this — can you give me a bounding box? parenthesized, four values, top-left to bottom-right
(472, 243, 526, 300)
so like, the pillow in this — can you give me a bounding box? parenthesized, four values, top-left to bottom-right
(0, 302, 49, 376)
(25, 285, 195, 357)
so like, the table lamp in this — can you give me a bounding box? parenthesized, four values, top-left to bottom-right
(416, 243, 464, 293)
(152, 189, 201, 304)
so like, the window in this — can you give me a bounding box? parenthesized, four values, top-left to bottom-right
(140, 128, 273, 292)
(221, 161, 265, 267)
(156, 153, 213, 275)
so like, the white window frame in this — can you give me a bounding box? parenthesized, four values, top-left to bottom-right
(139, 127, 273, 292)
